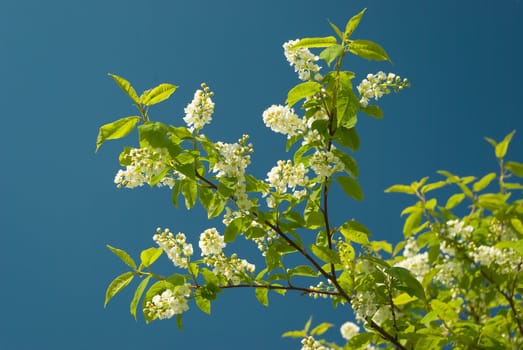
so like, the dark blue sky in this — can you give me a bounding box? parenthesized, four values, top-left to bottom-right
(1, 1, 522, 349)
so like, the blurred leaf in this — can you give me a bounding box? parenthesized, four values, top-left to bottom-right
(359, 105, 383, 119)
(107, 245, 137, 269)
(385, 266, 425, 300)
(96, 116, 140, 152)
(195, 295, 211, 314)
(282, 330, 307, 338)
(445, 193, 465, 209)
(393, 292, 418, 305)
(334, 126, 360, 151)
(421, 180, 447, 193)
(310, 244, 340, 264)
(385, 184, 415, 194)
(311, 322, 333, 336)
(288, 265, 317, 277)
(507, 161, 523, 177)
(319, 44, 344, 66)
(332, 149, 358, 178)
(403, 209, 422, 237)
(495, 130, 515, 159)
(473, 172, 496, 192)
(105, 271, 135, 307)
(224, 217, 246, 242)
(130, 275, 151, 320)
(328, 20, 343, 39)
(340, 223, 369, 245)
(181, 180, 197, 209)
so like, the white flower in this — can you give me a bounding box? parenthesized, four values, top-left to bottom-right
(153, 228, 193, 268)
(340, 321, 360, 340)
(266, 160, 309, 195)
(300, 336, 332, 350)
(356, 71, 409, 107)
(394, 252, 429, 282)
(143, 283, 192, 320)
(262, 105, 306, 138)
(309, 150, 344, 178)
(114, 147, 179, 189)
(283, 39, 322, 81)
(199, 228, 226, 256)
(183, 83, 215, 132)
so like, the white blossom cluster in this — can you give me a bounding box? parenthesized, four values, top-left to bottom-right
(340, 321, 360, 340)
(153, 228, 193, 268)
(265, 160, 309, 207)
(470, 245, 522, 274)
(283, 39, 322, 81)
(143, 284, 192, 320)
(356, 71, 409, 107)
(183, 83, 215, 132)
(212, 135, 253, 211)
(394, 252, 429, 283)
(309, 150, 344, 178)
(307, 281, 335, 300)
(199, 228, 255, 285)
(351, 290, 378, 323)
(262, 105, 306, 138)
(114, 147, 177, 189)
(300, 336, 332, 350)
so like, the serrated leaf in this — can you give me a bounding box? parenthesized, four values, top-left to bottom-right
(108, 73, 140, 104)
(140, 83, 178, 106)
(255, 287, 269, 306)
(104, 271, 135, 307)
(344, 8, 366, 40)
(107, 245, 137, 269)
(140, 247, 163, 268)
(310, 244, 340, 264)
(507, 161, 523, 177)
(311, 322, 333, 336)
(292, 36, 338, 49)
(445, 193, 465, 209)
(385, 266, 425, 300)
(286, 81, 321, 107)
(495, 130, 515, 159)
(348, 39, 390, 61)
(473, 172, 496, 192)
(130, 275, 151, 320)
(96, 116, 140, 152)
(336, 176, 363, 201)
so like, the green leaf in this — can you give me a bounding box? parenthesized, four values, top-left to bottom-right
(288, 265, 317, 277)
(507, 161, 523, 177)
(181, 180, 197, 209)
(385, 184, 415, 194)
(195, 295, 211, 314)
(286, 81, 321, 107)
(445, 193, 465, 209)
(104, 271, 135, 307)
(282, 330, 307, 338)
(344, 8, 366, 40)
(130, 275, 151, 320)
(477, 193, 510, 211)
(421, 180, 448, 193)
(328, 20, 343, 39)
(473, 172, 496, 192)
(359, 105, 383, 119)
(392, 292, 418, 305)
(224, 217, 245, 242)
(348, 39, 390, 61)
(332, 149, 358, 178)
(495, 130, 515, 159)
(310, 244, 340, 264)
(108, 73, 140, 104)
(336, 176, 363, 201)
(311, 322, 333, 336)
(96, 116, 141, 152)
(511, 218, 523, 235)
(138, 122, 182, 158)
(340, 223, 369, 245)
(142, 280, 176, 323)
(140, 83, 178, 106)
(106, 245, 137, 269)
(176, 314, 183, 330)
(334, 126, 360, 151)
(292, 36, 338, 49)
(403, 209, 422, 237)
(319, 44, 344, 66)
(140, 247, 163, 268)
(385, 266, 426, 300)
(336, 88, 359, 128)
(255, 287, 269, 306)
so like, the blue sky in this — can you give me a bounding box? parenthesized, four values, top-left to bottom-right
(1, 1, 522, 349)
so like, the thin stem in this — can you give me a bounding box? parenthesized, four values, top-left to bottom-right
(215, 283, 341, 297)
